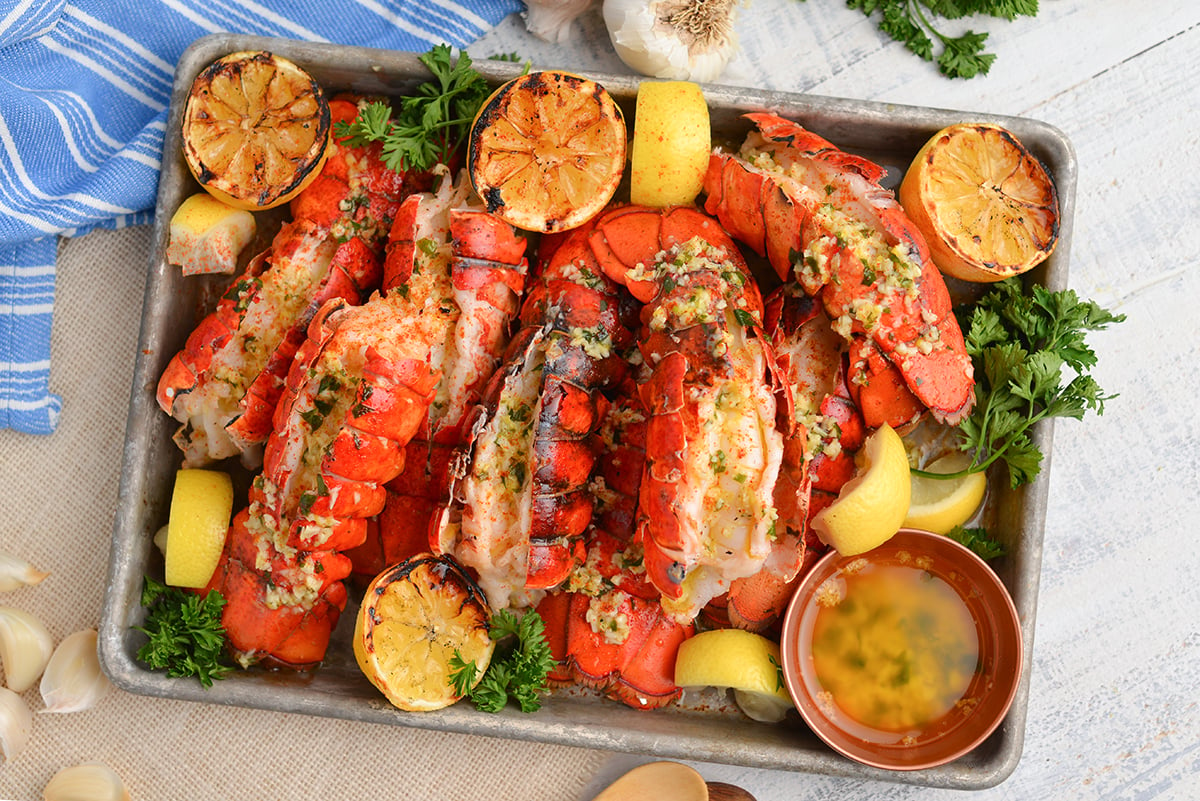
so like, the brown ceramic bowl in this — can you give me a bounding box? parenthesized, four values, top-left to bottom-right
(779, 528, 1023, 771)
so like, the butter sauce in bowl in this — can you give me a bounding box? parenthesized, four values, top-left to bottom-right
(779, 528, 1023, 771)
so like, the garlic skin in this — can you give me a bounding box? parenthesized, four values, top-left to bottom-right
(523, 0, 598, 43)
(0, 685, 32, 764)
(43, 762, 131, 801)
(0, 553, 50, 592)
(603, 0, 743, 83)
(40, 629, 110, 714)
(0, 606, 55, 692)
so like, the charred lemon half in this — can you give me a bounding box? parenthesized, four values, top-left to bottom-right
(468, 70, 626, 233)
(181, 50, 331, 211)
(354, 553, 494, 712)
(900, 122, 1059, 283)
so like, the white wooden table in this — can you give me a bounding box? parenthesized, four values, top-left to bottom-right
(469, 2, 1200, 798)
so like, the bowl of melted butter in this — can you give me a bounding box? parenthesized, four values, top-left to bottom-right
(779, 528, 1023, 771)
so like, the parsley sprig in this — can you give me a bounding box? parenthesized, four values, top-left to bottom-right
(946, 525, 1006, 560)
(135, 577, 232, 687)
(333, 44, 491, 172)
(449, 608, 556, 713)
(922, 279, 1125, 488)
(847, 0, 1039, 79)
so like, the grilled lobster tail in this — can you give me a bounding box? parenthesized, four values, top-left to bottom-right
(703, 112, 974, 426)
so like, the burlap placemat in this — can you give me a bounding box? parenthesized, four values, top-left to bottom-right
(0, 226, 611, 800)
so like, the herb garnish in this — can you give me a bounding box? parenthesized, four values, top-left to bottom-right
(449, 608, 556, 713)
(918, 278, 1124, 488)
(333, 44, 491, 172)
(846, 0, 1040, 79)
(945, 525, 1006, 560)
(135, 577, 232, 687)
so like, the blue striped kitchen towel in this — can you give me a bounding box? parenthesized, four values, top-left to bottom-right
(0, 0, 523, 434)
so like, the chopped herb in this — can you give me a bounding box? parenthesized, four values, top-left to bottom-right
(733, 308, 757, 328)
(945, 525, 1006, 560)
(135, 577, 231, 687)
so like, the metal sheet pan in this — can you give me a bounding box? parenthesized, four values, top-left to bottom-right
(99, 32, 1074, 790)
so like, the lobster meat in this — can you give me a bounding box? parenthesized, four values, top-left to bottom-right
(207, 171, 527, 667)
(347, 184, 530, 580)
(591, 205, 785, 623)
(537, 388, 694, 710)
(704, 112, 974, 427)
(156, 96, 430, 468)
(435, 215, 635, 608)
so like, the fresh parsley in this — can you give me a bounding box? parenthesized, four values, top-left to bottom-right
(135, 577, 232, 687)
(333, 44, 491, 172)
(449, 608, 556, 713)
(924, 278, 1125, 488)
(846, 0, 1040, 79)
(945, 525, 1006, 560)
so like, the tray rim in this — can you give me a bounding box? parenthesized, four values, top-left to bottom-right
(98, 32, 1076, 791)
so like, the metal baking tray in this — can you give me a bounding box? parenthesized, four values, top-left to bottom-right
(99, 32, 1074, 790)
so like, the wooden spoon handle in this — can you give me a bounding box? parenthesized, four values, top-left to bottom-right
(706, 781, 757, 801)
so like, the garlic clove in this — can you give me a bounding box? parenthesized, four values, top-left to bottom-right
(0, 606, 55, 692)
(0, 685, 32, 764)
(522, 0, 598, 43)
(42, 762, 131, 801)
(0, 553, 50, 592)
(40, 629, 110, 714)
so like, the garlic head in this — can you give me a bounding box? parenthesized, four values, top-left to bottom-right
(43, 762, 131, 801)
(0, 553, 50, 592)
(0, 685, 32, 764)
(0, 606, 55, 692)
(40, 629, 110, 714)
(603, 0, 743, 83)
(523, 0, 598, 43)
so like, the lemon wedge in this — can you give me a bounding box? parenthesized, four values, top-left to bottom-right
(630, 80, 711, 207)
(163, 469, 233, 588)
(810, 424, 911, 556)
(167, 193, 256, 276)
(904, 451, 987, 535)
(674, 628, 793, 723)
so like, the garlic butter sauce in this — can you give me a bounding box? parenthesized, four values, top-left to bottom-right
(808, 551, 980, 735)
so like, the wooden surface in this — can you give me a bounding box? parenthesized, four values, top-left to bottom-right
(471, 2, 1200, 799)
(1, 3, 1196, 800)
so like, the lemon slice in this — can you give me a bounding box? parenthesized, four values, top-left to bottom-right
(675, 628, 793, 723)
(904, 451, 987, 535)
(182, 50, 331, 211)
(630, 80, 711, 207)
(899, 122, 1059, 283)
(467, 70, 626, 233)
(353, 553, 494, 712)
(163, 469, 234, 588)
(811, 424, 911, 556)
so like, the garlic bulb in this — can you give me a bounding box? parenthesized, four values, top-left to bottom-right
(523, 0, 598, 43)
(0, 606, 55, 692)
(43, 762, 131, 801)
(0, 685, 32, 764)
(0, 553, 50, 592)
(40, 629, 110, 714)
(603, 0, 743, 83)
